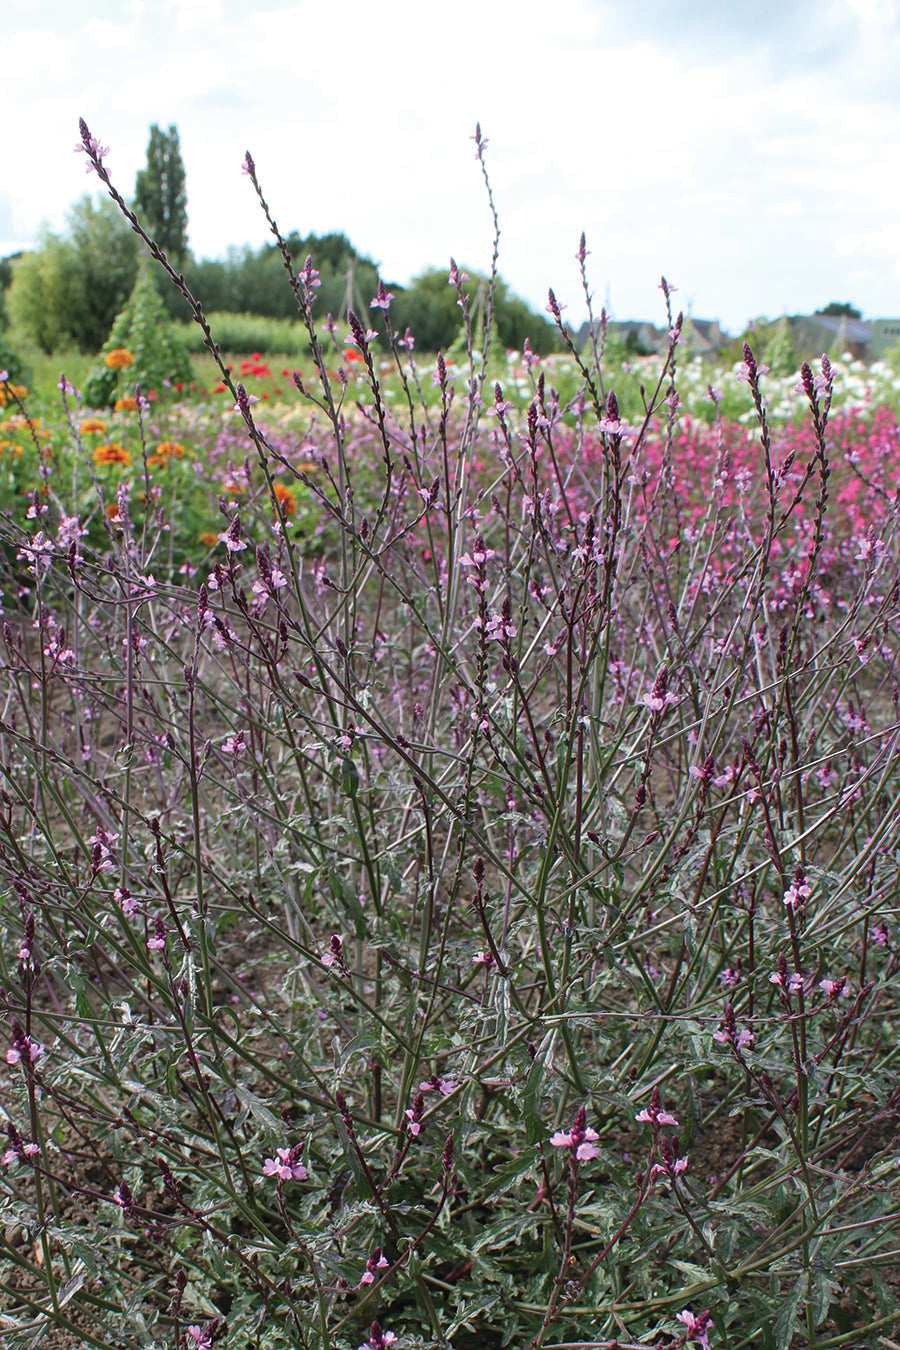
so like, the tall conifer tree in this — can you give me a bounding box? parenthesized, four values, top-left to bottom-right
(134, 124, 188, 267)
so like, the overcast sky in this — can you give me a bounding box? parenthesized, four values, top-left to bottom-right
(3, 0, 899, 335)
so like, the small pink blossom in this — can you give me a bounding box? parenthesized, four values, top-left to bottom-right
(360, 1248, 390, 1285)
(650, 1154, 689, 1179)
(370, 281, 394, 310)
(713, 1003, 754, 1051)
(321, 934, 349, 974)
(404, 1093, 425, 1137)
(113, 886, 138, 918)
(419, 1076, 457, 1096)
(676, 1307, 712, 1349)
(783, 873, 812, 910)
(769, 969, 803, 994)
(262, 1146, 307, 1181)
(635, 1087, 679, 1129)
(147, 915, 167, 952)
(6, 1038, 45, 1066)
(641, 690, 677, 711)
(736, 360, 770, 383)
(549, 1106, 601, 1161)
(76, 124, 109, 173)
(459, 541, 495, 568)
(218, 516, 247, 554)
(299, 256, 321, 289)
(358, 1323, 397, 1350)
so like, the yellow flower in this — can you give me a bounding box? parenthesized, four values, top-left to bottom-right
(105, 348, 134, 370)
(154, 440, 185, 458)
(95, 443, 131, 466)
(81, 418, 108, 435)
(115, 396, 138, 412)
(273, 483, 297, 517)
(0, 384, 28, 405)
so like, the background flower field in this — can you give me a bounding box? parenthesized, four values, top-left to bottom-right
(0, 124, 899, 1350)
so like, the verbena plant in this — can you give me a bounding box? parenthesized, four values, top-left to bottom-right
(0, 119, 898, 1350)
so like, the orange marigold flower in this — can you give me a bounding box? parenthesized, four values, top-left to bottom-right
(273, 483, 297, 516)
(115, 396, 138, 412)
(81, 418, 107, 435)
(95, 443, 131, 466)
(154, 440, 185, 458)
(199, 532, 219, 548)
(105, 348, 134, 369)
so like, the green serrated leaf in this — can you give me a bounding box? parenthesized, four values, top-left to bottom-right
(522, 1028, 556, 1145)
(774, 1273, 807, 1350)
(233, 1084, 280, 1132)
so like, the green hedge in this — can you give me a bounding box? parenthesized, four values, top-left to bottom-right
(173, 311, 311, 355)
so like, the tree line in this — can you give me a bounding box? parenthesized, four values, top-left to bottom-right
(1, 124, 559, 357)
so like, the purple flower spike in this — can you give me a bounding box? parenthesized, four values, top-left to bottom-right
(76, 118, 109, 174)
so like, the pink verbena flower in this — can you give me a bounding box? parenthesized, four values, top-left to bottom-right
(713, 1001, 754, 1051)
(549, 1105, 600, 1161)
(769, 969, 803, 994)
(112, 1181, 134, 1212)
(419, 1075, 457, 1096)
(147, 915, 167, 952)
(640, 665, 677, 713)
(76, 121, 109, 174)
(676, 1307, 712, 1349)
(321, 934, 349, 974)
(404, 1093, 425, 1137)
(359, 1319, 397, 1349)
(783, 881, 811, 908)
(299, 256, 321, 290)
(262, 1145, 307, 1182)
(370, 281, 394, 311)
(218, 515, 247, 554)
(635, 1085, 679, 1128)
(6, 1019, 45, 1067)
(360, 1247, 390, 1285)
(113, 886, 138, 918)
